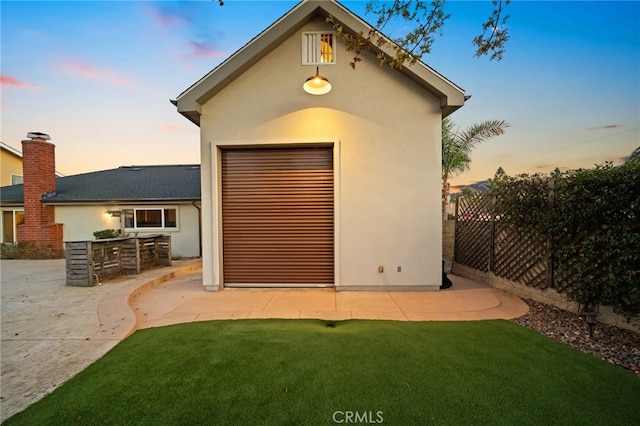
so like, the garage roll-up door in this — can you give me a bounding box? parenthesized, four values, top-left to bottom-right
(221, 146, 334, 286)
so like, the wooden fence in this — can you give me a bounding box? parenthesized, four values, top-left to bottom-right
(65, 235, 171, 286)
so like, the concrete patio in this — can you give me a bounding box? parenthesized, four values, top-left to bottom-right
(131, 268, 529, 329)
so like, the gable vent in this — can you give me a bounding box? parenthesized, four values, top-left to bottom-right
(302, 31, 336, 65)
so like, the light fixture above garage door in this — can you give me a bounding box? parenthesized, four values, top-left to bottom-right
(303, 67, 332, 95)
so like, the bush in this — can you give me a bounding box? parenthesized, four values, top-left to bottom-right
(0, 243, 21, 259)
(493, 161, 640, 318)
(93, 229, 120, 239)
(0, 242, 64, 259)
(552, 162, 639, 316)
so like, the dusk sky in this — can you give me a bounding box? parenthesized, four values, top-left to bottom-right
(1, 0, 638, 189)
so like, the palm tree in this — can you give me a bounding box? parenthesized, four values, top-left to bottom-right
(442, 118, 510, 217)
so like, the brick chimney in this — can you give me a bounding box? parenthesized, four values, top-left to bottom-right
(16, 132, 63, 254)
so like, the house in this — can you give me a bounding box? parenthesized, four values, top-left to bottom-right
(0, 134, 201, 258)
(1, 142, 26, 187)
(0, 143, 26, 243)
(174, 0, 466, 290)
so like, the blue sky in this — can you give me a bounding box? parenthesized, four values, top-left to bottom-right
(1, 0, 638, 188)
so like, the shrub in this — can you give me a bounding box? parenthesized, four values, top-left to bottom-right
(0, 243, 21, 259)
(93, 229, 120, 239)
(552, 162, 639, 316)
(0, 242, 64, 259)
(492, 161, 640, 318)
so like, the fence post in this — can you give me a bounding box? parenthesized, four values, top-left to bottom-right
(454, 196, 460, 221)
(489, 193, 496, 273)
(88, 241, 95, 285)
(453, 197, 460, 265)
(135, 238, 141, 274)
(546, 177, 555, 289)
(65, 241, 94, 286)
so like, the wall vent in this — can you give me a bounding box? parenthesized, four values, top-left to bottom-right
(302, 31, 336, 65)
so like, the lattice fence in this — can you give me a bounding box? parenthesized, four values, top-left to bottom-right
(493, 222, 549, 289)
(455, 187, 592, 294)
(454, 195, 493, 272)
(455, 192, 553, 290)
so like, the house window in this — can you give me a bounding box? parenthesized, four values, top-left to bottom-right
(123, 208, 177, 230)
(302, 31, 336, 65)
(11, 175, 23, 185)
(1, 209, 24, 243)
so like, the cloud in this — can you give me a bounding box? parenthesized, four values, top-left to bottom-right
(588, 124, 621, 130)
(187, 40, 226, 59)
(58, 60, 133, 86)
(0, 75, 41, 88)
(145, 5, 190, 28)
(143, 5, 226, 65)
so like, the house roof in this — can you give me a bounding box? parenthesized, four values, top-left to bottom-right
(0, 164, 201, 206)
(174, 0, 466, 126)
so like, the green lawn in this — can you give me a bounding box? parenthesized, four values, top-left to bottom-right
(5, 320, 639, 425)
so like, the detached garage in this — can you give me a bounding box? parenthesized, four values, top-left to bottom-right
(174, 0, 466, 291)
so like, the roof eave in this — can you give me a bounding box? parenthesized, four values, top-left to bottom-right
(174, 0, 466, 125)
(176, 1, 327, 126)
(0, 202, 24, 208)
(43, 198, 201, 206)
(0, 142, 23, 159)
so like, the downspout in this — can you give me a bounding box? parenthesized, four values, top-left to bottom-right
(192, 201, 202, 258)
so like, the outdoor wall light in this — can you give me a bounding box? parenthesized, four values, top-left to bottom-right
(303, 66, 332, 95)
(104, 209, 125, 236)
(583, 310, 598, 338)
(581, 303, 599, 338)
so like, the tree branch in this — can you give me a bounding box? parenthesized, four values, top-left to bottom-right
(472, 0, 511, 61)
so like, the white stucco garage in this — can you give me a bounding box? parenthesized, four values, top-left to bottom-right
(174, 0, 466, 290)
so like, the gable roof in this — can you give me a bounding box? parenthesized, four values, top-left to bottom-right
(0, 165, 201, 206)
(174, 0, 466, 126)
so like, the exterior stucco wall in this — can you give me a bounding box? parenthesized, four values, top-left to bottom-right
(54, 204, 200, 258)
(200, 18, 442, 290)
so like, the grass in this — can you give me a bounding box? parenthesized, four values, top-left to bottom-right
(5, 319, 640, 425)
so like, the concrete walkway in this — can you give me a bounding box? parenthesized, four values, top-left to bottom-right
(1, 258, 528, 421)
(131, 270, 529, 328)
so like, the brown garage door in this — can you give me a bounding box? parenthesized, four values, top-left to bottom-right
(221, 146, 334, 286)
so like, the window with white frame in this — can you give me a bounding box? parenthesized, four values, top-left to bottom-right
(123, 208, 177, 230)
(1, 209, 24, 243)
(302, 31, 336, 65)
(11, 175, 23, 185)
